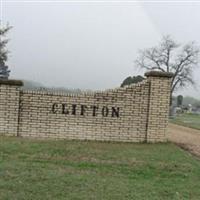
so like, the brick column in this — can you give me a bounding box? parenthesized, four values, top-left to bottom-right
(0, 79, 23, 136)
(145, 71, 173, 142)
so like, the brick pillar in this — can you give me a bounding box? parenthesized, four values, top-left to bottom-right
(145, 71, 173, 142)
(0, 79, 23, 136)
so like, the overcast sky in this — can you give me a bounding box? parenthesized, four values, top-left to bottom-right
(1, 0, 200, 98)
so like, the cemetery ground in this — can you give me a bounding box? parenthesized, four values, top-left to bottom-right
(1, 137, 200, 199)
(170, 113, 200, 130)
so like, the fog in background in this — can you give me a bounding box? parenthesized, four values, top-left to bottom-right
(1, 1, 200, 98)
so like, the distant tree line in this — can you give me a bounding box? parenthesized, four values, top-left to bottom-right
(120, 75, 145, 87)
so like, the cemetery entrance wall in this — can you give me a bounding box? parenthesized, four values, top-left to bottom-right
(0, 71, 173, 142)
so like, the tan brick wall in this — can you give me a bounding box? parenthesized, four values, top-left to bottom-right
(145, 73, 172, 142)
(0, 80, 22, 136)
(0, 71, 172, 142)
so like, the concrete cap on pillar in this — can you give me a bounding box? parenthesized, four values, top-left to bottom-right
(145, 71, 174, 78)
(0, 79, 23, 86)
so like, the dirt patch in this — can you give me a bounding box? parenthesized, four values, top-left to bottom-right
(168, 123, 200, 158)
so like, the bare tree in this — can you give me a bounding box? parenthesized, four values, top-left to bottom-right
(135, 35, 200, 96)
(0, 23, 12, 79)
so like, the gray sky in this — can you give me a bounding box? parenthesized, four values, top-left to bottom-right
(1, 1, 200, 98)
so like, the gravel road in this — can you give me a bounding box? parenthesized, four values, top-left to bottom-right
(168, 123, 200, 158)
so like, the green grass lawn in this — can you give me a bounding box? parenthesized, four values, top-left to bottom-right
(1, 137, 200, 200)
(170, 113, 200, 130)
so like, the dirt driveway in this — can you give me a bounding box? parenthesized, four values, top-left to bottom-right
(168, 123, 200, 158)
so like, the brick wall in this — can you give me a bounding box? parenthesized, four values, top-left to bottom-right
(145, 72, 172, 142)
(0, 71, 173, 142)
(0, 80, 23, 136)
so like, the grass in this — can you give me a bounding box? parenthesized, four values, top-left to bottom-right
(170, 113, 200, 130)
(1, 137, 200, 199)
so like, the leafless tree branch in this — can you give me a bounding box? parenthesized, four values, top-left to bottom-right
(135, 35, 200, 95)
